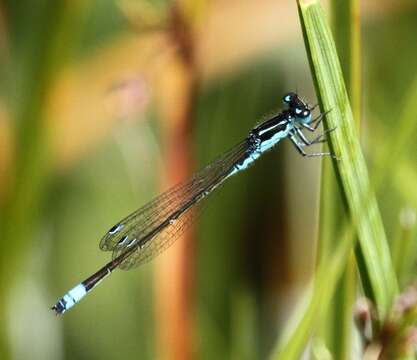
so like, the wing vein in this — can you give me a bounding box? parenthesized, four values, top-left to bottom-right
(99, 139, 249, 270)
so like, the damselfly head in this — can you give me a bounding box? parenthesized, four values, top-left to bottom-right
(283, 93, 312, 124)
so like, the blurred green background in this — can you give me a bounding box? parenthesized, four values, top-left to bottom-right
(1, 0, 417, 359)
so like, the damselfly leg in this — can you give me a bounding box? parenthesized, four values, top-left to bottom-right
(289, 133, 336, 159)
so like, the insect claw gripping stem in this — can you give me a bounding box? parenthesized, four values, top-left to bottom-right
(311, 127, 337, 144)
(310, 103, 319, 111)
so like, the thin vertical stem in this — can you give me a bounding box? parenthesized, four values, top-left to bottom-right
(155, 3, 200, 360)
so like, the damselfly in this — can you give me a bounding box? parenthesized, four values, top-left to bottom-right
(52, 92, 336, 315)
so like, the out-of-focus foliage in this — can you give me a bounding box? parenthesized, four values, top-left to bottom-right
(0, 1, 417, 359)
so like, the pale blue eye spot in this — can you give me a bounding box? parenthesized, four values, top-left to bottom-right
(284, 95, 291, 103)
(295, 107, 302, 115)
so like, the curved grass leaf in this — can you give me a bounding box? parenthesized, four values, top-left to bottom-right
(271, 1, 400, 358)
(298, 0, 397, 320)
(271, 225, 355, 359)
(315, 1, 361, 358)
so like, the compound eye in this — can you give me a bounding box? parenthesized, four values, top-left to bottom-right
(302, 109, 310, 118)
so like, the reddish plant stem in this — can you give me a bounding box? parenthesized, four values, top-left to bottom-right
(155, 4, 199, 360)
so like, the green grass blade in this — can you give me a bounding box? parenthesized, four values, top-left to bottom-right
(314, 1, 361, 358)
(392, 208, 417, 287)
(373, 76, 417, 189)
(330, 0, 361, 123)
(376, 77, 417, 286)
(298, 0, 398, 320)
(271, 224, 355, 360)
